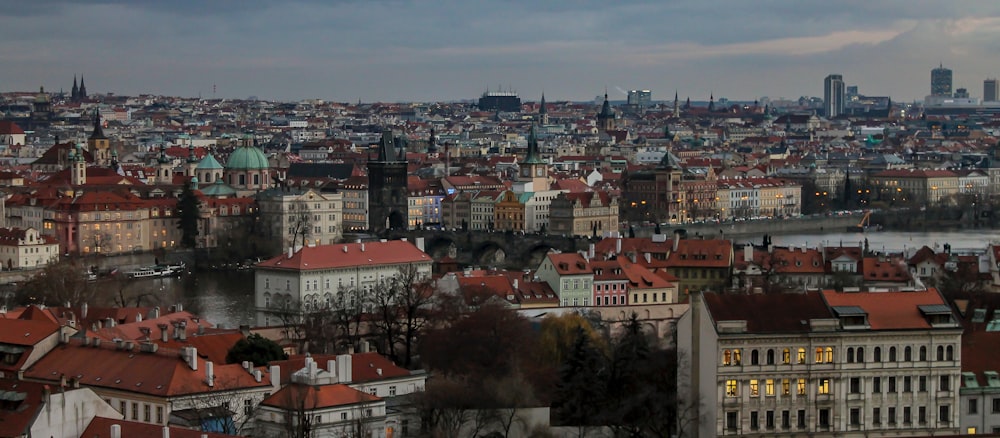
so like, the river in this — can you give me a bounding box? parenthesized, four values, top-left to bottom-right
(104, 229, 1000, 329)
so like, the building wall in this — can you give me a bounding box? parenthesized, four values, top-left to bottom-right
(30, 388, 122, 438)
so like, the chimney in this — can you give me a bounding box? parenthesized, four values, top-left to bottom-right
(205, 361, 214, 387)
(197, 322, 204, 336)
(744, 244, 753, 262)
(343, 245, 348, 253)
(105, 317, 115, 328)
(269, 365, 281, 389)
(589, 243, 595, 260)
(162, 426, 170, 438)
(415, 237, 425, 252)
(336, 354, 353, 383)
(513, 279, 519, 290)
(151, 306, 160, 319)
(178, 322, 187, 341)
(242, 361, 251, 372)
(361, 243, 366, 252)
(672, 230, 681, 252)
(185, 347, 198, 371)
(644, 252, 652, 264)
(616, 237, 622, 255)
(159, 324, 169, 342)
(253, 370, 262, 383)
(287, 247, 293, 259)
(110, 424, 121, 438)
(81, 302, 88, 319)
(376, 368, 382, 376)
(175, 303, 183, 312)
(327, 360, 337, 377)
(361, 341, 369, 353)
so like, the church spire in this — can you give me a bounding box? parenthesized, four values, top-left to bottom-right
(71, 75, 79, 101)
(78, 75, 87, 98)
(89, 109, 106, 139)
(708, 93, 715, 112)
(524, 124, 543, 164)
(673, 90, 680, 117)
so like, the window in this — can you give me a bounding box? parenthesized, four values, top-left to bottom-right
(874, 346, 882, 362)
(120, 401, 126, 416)
(850, 377, 861, 393)
(847, 347, 855, 363)
(818, 378, 830, 395)
(389, 385, 397, 396)
(903, 406, 911, 424)
(904, 346, 912, 361)
(341, 412, 348, 420)
(919, 376, 927, 392)
(726, 380, 738, 397)
(947, 345, 954, 361)
(766, 410, 775, 429)
(751, 350, 759, 365)
(873, 407, 881, 425)
(919, 406, 926, 424)
(873, 377, 882, 393)
(782, 379, 790, 395)
(815, 347, 824, 363)
(723, 349, 733, 365)
(144, 404, 150, 422)
(244, 398, 253, 416)
(889, 346, 897, 362)
(797, 410, 806, 428)
(750, 379, 760, 396)
(781, 410, 790, 429)
(970, 398, 979, 414)
(797, 378, 806, 395)
(850, 408, 860, 426)
(857, 347, 864, 362)
(750, 411, 759, 430)
(993, 398, 1000, 413)
(156, 406, 163, 424)
(819, 409, 830, 428)
(733, 349, 742, 365)
(940, 375, 951, 391)
(919, 346, 927, 361)
(904, 376, 912, 392)
(766, 349, 775, 365)
(726, 412, 738, 432)
(766, 379, 775, 396)
(131, 402, 138, 421)
(937, 345, 945, 361)
(797, 348, 806, 364)
(888, 407, 897, 424)
(889, 377, 897, 393)
(782, 348, 790, 364)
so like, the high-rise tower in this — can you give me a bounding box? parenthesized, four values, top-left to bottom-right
(824, 74, 845, 118)
(367, 130, 409, 232)
(985, 79, 998, 102)
(931, 64, 952, 96)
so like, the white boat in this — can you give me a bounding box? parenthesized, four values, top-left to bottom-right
(124, 262, 186, 279)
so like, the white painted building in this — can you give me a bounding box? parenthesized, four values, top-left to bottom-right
(254, 240, 433, 326)
(256, 188, 344, 248)
(678, 289, 962, 437)
(0, 227, 60, 269)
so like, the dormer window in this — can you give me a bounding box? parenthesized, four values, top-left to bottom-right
(919, 304, 957, 327)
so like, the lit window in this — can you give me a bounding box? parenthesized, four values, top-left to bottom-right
(766, 379, 775, 396)
(726, 380, 738, 397)
(750, 379, 759, 396)
(797, 348, 806, 364)
(818, 378, 831, 395)
(797, 379, 806, 395)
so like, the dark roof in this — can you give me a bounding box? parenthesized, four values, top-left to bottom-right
(286, 162, 356, 180)
(702, 291, 833, 333)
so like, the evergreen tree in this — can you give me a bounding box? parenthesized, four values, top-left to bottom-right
(226, 333, 288, 365)
(553, 326, 606, 427)
(628, 225, 636, 238)
(176, 182, 201, 249)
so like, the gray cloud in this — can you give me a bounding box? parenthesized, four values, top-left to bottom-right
(2, 0, 1000, 102)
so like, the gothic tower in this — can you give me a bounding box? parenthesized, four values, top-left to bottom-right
(87, 109, 110, 166)
(156, 145, 173, 184)
(538, 93, 549, 125)
(367, 130, 409, 232)
(597, 91, 615, 132)
(672, 90, 680, 118)
(78, 75, 87, 99)
(519, 125, 549, 191)
(71, 76, 79, 102)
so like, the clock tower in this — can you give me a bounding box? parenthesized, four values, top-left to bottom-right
(519, 125, 549, 191)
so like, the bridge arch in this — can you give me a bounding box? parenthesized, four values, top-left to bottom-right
(425, 236, 457, 259)
(524, 244, 556, 269)
(474, 241, 506, 267)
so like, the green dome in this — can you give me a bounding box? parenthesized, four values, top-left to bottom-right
(197, 154, 224, 170)
(225, 145, 269, 170)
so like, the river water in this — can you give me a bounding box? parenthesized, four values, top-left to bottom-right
(126, 230, 1000, 329)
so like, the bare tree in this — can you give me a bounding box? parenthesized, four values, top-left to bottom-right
(366, 264, 435, 367)
(288, 200, 312, 249)
(16, 260, 98, 307)
(170, 375, 269, 436)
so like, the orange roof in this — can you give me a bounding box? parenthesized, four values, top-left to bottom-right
(546, 253, 590, 275)
(0, 379, 46, 437)
(257, 240, 430, 271)
(269, 352, 411, 386)
(666, 239, 732, 268)
(820, 288, 949, 330)
(0, 317, 59, 346)
(261, 383, 379, 410)
(25, 341, 271, 397)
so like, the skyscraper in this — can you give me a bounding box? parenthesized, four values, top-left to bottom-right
(931, 64, 952, 96)
(985, 79, 998, 102)
(823, 74, 845, 118)
(627, 89, 652, 107)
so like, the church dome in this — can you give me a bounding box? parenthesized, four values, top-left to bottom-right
(225, 145, 269, 170)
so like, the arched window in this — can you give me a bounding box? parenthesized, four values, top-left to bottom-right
(733, 349, 742, 365)
(767, 349, 775, 365)
(797, 348, 806, 364)
(874, 347, 882, 362)
(857, 347, 864, 363)
(904, 346, 912, 361)
(815, 347, 824, 363)
(263, 293, 271, 308)
(723, 349, 732, 366)
(937, 345, 945, 361)
(946, 345, 954, 361)
(751, 350, 759, 366)
(847, 347, 855, 363)
(783, 348, 791, 364)
(824, 347, 833, 363)
(889, 346, 897, 362)
(919, 346, 927, 361)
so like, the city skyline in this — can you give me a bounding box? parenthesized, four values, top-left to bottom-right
(3, 1, 1000, 102)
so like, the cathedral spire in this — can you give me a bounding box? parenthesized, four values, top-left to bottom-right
(89, 109, 106, 139)
(71, 75, 79, 101)
(78, 75, 87, 98)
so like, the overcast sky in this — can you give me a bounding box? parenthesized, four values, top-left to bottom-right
(3, 1, 1000, 103)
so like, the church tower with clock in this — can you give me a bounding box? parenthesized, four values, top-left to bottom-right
(518, 125, 549, 192)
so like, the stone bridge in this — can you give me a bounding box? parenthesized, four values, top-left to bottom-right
(382, 230, 595, 270)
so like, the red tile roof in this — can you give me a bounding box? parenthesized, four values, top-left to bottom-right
(820, 288, 949, 330)
(269, 352, 411, 386)
(256, 240, 430, 271)
(0, 379, 46, 437)
(260, 383, 379, 410)
(82, 417, 239, 438)
(546, 253, 590, 275)
(0, 121, 24, 135)
(666, 239, 733, 268)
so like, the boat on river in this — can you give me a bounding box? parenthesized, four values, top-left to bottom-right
(124, 262, 186, 279)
